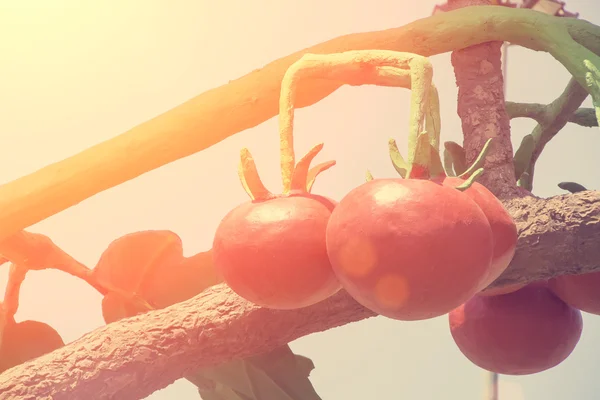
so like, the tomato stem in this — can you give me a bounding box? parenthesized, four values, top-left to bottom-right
(279, 63, 301, 194)
(426, 85, 441, 154)
(405, 58, 433, 178)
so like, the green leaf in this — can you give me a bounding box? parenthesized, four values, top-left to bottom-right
(513, 134, 535, 180)
(428, 142, 446, 179)
(444, 141, 467, 176)
(239, 148, 274, 201)
(198, 384, 252, 400)
(197, 345, 321, 400)
(365, 170, 374, 182)
(291, 143, 325, 192)
(306, 161, 336, 192)
(442, 148, 456, 177)
(455, 168, 485, 192)
(388, 139, 408, 178)
(247, 345, 321, 400)
(558, 181, 588, 193)
(200, 360, 256, 398)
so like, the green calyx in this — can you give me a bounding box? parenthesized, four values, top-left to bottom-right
(237, 146, 335, 201)
(290, 143, 336, 193)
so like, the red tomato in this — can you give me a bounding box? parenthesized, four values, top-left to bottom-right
(449, 285, 582, 375)
(549, 271, 600, 315)
(325, 178, 494, 321)
(441, 177, 518, 290)
(213, 194, 341, 310)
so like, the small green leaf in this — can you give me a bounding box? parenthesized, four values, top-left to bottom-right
(247, 345, 321, 400)
(388, 139, 408, 178)
(201, 360, 256, 398)
(306, 161, 336, 193)
(239, 148, 274, 201)
(455, 168, 484, 192)
(442, 148, 456, 177)
(517, 171, 532, 191)
(428, 142, 446, 179)
(290, 143, 325, 192)
(365, 170, 374, 181)
(444, 141, 467, 176)
(558, 181, 588, 193)
(513, 134, 535, 180)
(198, 384, 251, 400)
(459, 138, 493, 179)
(197, 345, 321, 400)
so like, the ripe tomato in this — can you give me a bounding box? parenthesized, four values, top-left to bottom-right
(449, 285, 582, 375)
(326, 178, 494, 321)
(213, 194, 341, 310)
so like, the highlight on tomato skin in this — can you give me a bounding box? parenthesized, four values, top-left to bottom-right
(549, 271, 600, 316)
(325, 178, 495, 321)
(213, 194, 342, 310)
(449, 285, 583, 375)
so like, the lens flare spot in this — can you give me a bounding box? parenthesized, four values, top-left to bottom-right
(375, 274, 410, 309)
(336, 237, 378, 278)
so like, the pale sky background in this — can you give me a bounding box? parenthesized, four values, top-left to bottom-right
(1, 1, 599, 399)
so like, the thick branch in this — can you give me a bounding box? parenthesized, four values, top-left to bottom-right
(0, 6, 599, 242)
(506, 102, 598, 127)
(1, 191, 599, 400)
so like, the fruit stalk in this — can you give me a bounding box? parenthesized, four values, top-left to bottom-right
(279, 50, 437, 190)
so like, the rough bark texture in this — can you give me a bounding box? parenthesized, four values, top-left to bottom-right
(448, 0, 516, 197)
(452, 42, 516, 197)
(0, 191, 599, 399)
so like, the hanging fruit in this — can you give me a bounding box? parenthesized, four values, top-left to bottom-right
(449, 285, 583, 375)
(212, 55, 341, 310)
(549, 271, 600, 315)
(325, 50, 500, 321)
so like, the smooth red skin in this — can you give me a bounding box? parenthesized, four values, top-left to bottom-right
(441, 177, 518, 291)
(549, 271, 600, 315)
(326, 178, 494, 321)
(449, 285, 583, 375)
(213, 194, 341, 310)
